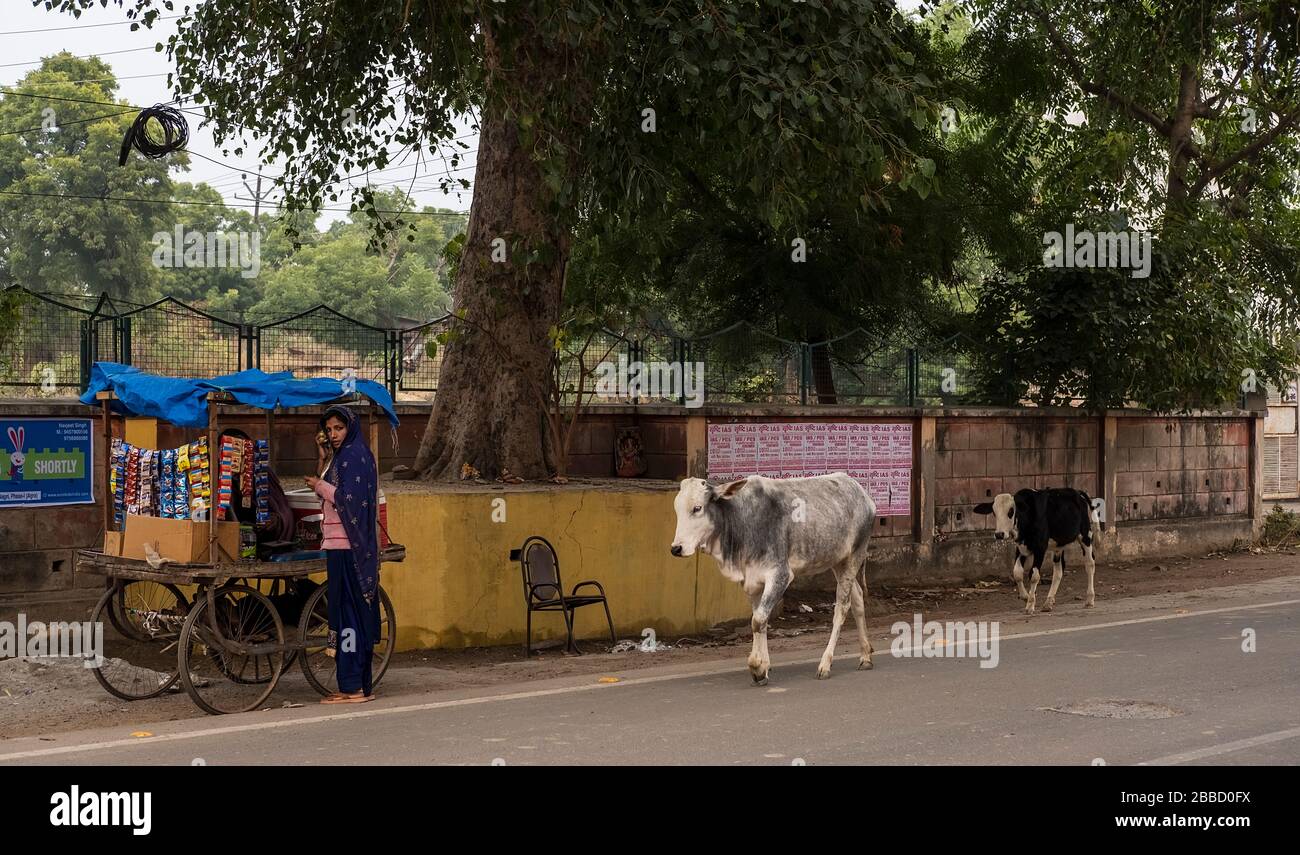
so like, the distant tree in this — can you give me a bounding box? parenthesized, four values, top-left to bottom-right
(0, 288, 24, 373)
(154, 182, 261, 311)
(249, 189, 459, 326)
(0, 54, 176, 301)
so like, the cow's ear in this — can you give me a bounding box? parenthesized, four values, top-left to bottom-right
(972, 502, 993, 515)
(716, 478, 749, 500)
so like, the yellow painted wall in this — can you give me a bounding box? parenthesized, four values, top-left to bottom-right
(382, 487, 751, 651)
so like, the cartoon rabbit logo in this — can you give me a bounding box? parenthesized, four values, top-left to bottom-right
(6, 426, 25, 481)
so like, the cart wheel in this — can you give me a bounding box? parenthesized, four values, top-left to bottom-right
(179, 584, 285, 715)
(109, 580, 189, 643)
(91, 582, 183, 701)
(299, 584, 395, 696)
(231, 578, 303, 671)
(206, 589, 280, 685)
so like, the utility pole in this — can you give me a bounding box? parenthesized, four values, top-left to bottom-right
(235, 172, 275, 226)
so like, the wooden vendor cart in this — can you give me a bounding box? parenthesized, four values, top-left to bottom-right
(76, 387, 405, 715)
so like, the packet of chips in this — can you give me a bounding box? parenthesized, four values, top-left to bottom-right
(217, 440, 236, 521)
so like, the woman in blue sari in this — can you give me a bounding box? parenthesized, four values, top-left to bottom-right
(304, 404, 381, 703)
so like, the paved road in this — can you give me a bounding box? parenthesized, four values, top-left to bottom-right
(2, 581, 1298, 765)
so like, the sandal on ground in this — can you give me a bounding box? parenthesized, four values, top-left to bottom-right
(321, 692, 373, 704)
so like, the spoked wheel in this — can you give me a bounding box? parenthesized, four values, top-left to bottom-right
(206, 589, 280, 685)
(110, 580, 189, 642)
(299, 585, 395, 696)
(179, 584, 285, 715)
(91, 581, 186, 701)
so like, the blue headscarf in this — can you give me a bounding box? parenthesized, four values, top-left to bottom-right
(320, 405, 380, 606)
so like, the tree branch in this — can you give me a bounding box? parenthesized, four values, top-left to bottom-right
(1030, 7, 1172, 137)
(1192, 104, 1300, 197)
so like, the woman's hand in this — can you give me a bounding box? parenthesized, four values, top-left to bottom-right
(304, 476, 318, 489)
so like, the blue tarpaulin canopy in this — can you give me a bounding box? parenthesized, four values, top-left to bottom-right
(80, 362, 399, 428)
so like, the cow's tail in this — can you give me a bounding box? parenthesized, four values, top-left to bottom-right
(857, 501, 874, 592)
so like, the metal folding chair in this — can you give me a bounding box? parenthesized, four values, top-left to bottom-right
(510, 536, 615, 655)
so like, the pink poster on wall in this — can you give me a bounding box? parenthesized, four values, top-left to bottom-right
(756, 423, 782, 474)
(803, 423, 828, 472)
(826, 422, 849, 471)
(867, 469, 888, 511)
(848, 423, 871, 471)
(707, 424, 734, 480)
(888, 423, 912, 465)
(779, 422, 805, 477)
(732, 423, 758, 474)
(867, 424, 887, 469)
(707, 422, 913, 516)
(888, 467, 911, 515)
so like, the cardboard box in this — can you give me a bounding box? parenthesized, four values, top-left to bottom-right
(103, 530, 124, 557)
(103, 515, 241, 564)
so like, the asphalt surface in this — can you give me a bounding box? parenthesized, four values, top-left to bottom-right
(2, 579, 1297, 766)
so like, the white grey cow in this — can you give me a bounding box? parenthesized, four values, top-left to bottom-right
(671, 474, 876, 684)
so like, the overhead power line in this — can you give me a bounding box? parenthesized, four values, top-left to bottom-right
(0, 45, 160, 69)
(0, 187, 471, 218)
(0, 14, 181, 36)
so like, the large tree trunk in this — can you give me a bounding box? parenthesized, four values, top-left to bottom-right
(1164, 64, 1200, 214)
(412, 19, 579, 481)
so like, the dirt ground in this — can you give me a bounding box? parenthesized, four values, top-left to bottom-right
(3, 543, 1298, 740)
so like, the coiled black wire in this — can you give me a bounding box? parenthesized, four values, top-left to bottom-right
(118, 104, 189, 166)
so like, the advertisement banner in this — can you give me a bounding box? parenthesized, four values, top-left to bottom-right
(0, 418, 95, 508)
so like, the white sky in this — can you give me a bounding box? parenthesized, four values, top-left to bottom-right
(0, 3, 476, 230)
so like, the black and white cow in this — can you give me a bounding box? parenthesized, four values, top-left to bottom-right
(973, 488, 1102, 614)
(671, 474, 876, 684)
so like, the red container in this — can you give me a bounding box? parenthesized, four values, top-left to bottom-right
(285, 488, 388, 548)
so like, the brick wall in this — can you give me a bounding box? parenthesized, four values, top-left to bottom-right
(1114, 417, 1250, 521)
(936, 417, 1098, 534)
(567, 414, 688, 480)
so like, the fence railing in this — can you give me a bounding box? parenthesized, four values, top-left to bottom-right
(0, 288, 999, 406)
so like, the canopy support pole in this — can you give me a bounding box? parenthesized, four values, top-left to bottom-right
(369, 408, 379, 472)
(101, 396, 113, 534)
(266, 408, 276, 471)
(208, 396, 218, 563)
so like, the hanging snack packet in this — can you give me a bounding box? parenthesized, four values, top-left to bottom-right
(217, 440, 236, 521)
